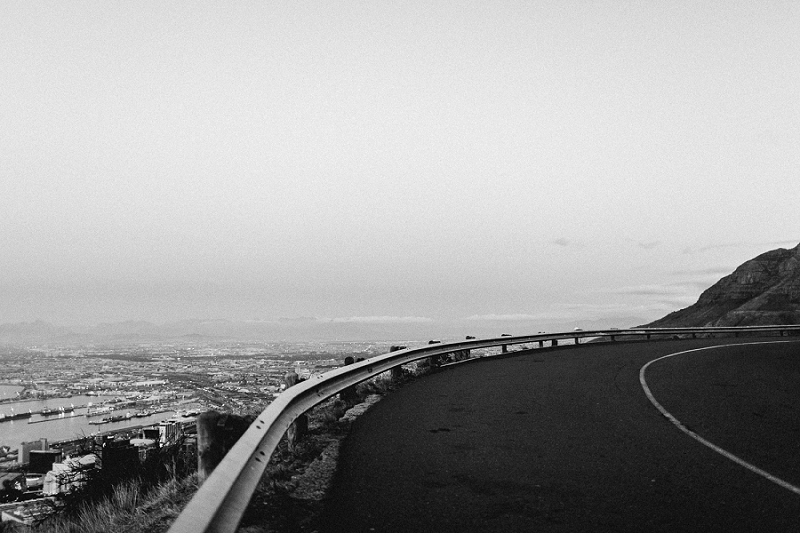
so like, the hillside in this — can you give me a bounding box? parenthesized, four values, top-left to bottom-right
(646, 243, 800, 327)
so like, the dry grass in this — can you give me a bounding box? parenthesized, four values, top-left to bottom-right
(24, 475, 199, 533)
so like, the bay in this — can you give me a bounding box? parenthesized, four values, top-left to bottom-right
(0, 395, 178, 448)
(0, 395, 115, 415)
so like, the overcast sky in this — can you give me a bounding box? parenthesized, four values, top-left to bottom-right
(1, 2, 798, 332)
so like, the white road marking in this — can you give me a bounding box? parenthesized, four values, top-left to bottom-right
(639, 340, 800, 496)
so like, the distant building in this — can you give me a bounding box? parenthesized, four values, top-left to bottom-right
(132, 380, 168, 387)
(17, 439, 48, 465)
(130, 428, 160, 461)
(28, 450, 62, 475)
(42, 454, 97, 496)
(158, 420, 183, 445)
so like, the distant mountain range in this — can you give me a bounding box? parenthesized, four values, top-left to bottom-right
(0, 318, 446, 345)
(646, 242, 800, 327)
(9, 243, 797, 345)
(0, 314, 645, 347)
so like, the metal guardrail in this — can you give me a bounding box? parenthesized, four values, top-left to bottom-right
(168, 325, 800, 533)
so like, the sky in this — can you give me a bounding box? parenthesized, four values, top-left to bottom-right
(1, 2, 798, 335)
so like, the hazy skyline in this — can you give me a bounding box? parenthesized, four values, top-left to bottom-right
(2, 2, 798, 333)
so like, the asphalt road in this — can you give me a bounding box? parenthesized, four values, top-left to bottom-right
(321, 337, 800, 532)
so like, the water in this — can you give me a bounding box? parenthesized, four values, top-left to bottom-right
(0, 384, 23, 401)
(0, 395, 177, 448)
(0, 395, 114, 416)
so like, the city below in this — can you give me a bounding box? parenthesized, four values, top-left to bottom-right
(0, 339, 428, 452)
(0, 338, 429, 519)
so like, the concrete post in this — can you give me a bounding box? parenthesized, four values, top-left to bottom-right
(428, 340, 441, 367)
(501, 334, 511, 353)
(197, 411, 224, 483)
(284, 370, 308, 451)
(462, 336, 475, 360)
(340, 357, 358, 403)
(390, 346, 405, 381)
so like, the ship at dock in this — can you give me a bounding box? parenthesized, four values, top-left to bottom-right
(88, 413, 133, 425)
(85, 406, 113, 418)
(0, 411, 32, 423)
(40, 405, 75, 417)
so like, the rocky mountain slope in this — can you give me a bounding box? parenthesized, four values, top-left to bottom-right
(646, 243, 800, 327)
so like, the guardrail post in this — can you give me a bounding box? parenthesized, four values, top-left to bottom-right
(340, 357, 358, 402)
(197, 411, 224, 483)
(610, 335, 616, 342)
(390, 346, 405, 380)
(501, 334, 511, 353)
(459, 336, 475, 360)
(428, 340, 442, 367)
(552, 339, 558, 347)
(197, 412, 253, 484)
(574, 336, 580, 345)
(284, 370, 308, 451)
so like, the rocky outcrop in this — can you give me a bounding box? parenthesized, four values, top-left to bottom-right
(646, 243, 800, 327)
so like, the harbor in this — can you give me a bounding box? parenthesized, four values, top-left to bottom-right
(0, 395, 181, 449)
(1, 405, 81, 423)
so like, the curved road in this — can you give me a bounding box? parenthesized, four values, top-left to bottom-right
(321, 338, 800, 532)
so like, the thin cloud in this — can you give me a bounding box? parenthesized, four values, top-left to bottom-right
(467, 303, 660, 323)
(665, 268, 732, 296)
(682, 243, 742, 254)
(550, 238, 571, 247)
(597, 285, 683, 297)
(464, 302, 689, 330)
(683, 239, 798, 255)
(674, 280, 717, 293)
(465, 313, 549, 321)
(670, 267, 734, 277)
(328, 316, 434, 324)
(625, 238, 661, 250)
(552, 302, 669, 316)
(655, 296, 697, 307)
